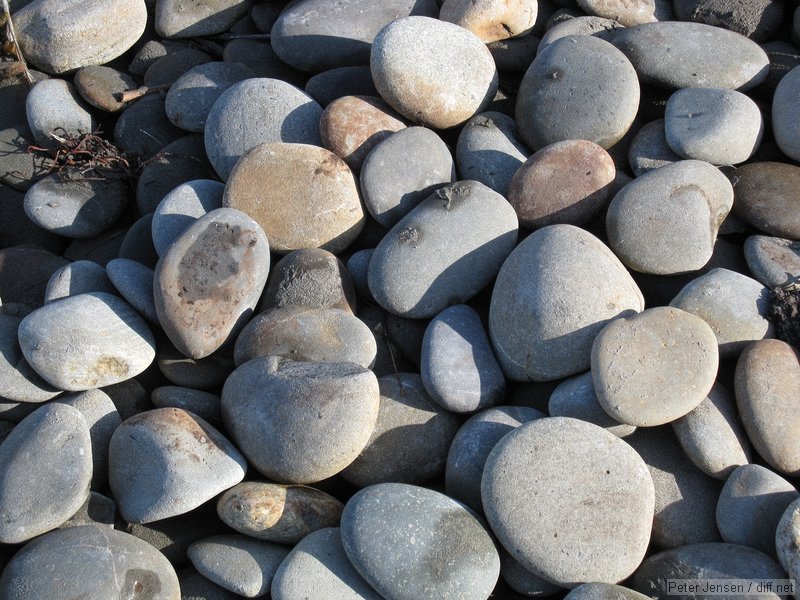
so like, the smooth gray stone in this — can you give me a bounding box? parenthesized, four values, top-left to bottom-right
(340, 373, 461, 487)
(109, 407, 247, 524)
(19, 292, 156, 391)
(626, 426, 723, 549)
(629, 543, 787, 600)
(234, 306, 376, 368)
(0, 314, 60, 403)
(370, 16, 498, 129)
(672, 383, 752, 480)
(489, 224, 643, 382)
(592, 306, 719, 427)
(538, 16, 624, 52)
(156, 0, 251, 38)
(548, 372, 636, 437)
(346, 248, 374, 301)
(421, 304, 506, 413)
(305, 66, 379, 107)
(271, 527, 383, 600)
(144, 47, 215, 87)
(258, 248, 357, 314)
(179, 568, 239, 600)
(368, 180, 518, 319)
(565, 582, 651, 600)
(744, 235, 800, 288)
(271, 0, 439, 73)
(445, 405, 545, 513)
(673, 0, 785, 41)
(670, 268, 774, 358)
(152, 179, 225, 256)
(165, 62, 255, 133)
(59, 491, 116, 529)
(56, 388, 121, 490)
(610, 21, 770, 90)
(0, 525, 180, 600)
(664, 87, 763, 165)
(204, 78, 323, 181)
(627, 119, 681, 176)
(113, 94, 185, 160)
(154, 208, 270, 360)
(456, 111, 530, 197)
(482, 417, 654, 587)
(341, 483, 500, 600)
(0, 246, 69, 311)
(24, 173, 128, 239)
(735, 339, 800, 477)
(773, 64, 800, 161)
(151, 386, 221, 423)
(776, 497, 800, 583)
(576, 0, 655, 25)
(119, 213, 160, 268)
(0, 403, 91, 543)
(188, 534, 290, 597)
(500, 551, 563, 597)
(157, 342, 234, 390)
(487, 33, 540, 72)
(106, 258, 158, 324)
(73, 65, 137, 113)
(361, 126, 456, 228)
(44, 260, 116, 304)
(0, 126, 50, 191)
(13, 0, 147, 74)
(516, 35, 639, 150)
(25, 79, 96, 150)
(221, 357, 379, 484)
(717, 464, 798, 557)
(0, 183, 66, 252)
(606, 160, 734, 274)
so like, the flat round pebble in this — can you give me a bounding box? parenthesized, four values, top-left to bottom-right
(368, 180, 518, 319)
(188, 534, 289, 598)
(204, 78, 323, 181)
(606, 160, 734, 274)
(152, 179, 225, 256)
(25, 79, 96, 150)
(548, 372, 637, 438)
(106, 258, 158, 323)
(341, 482, 500, 600)
(776, 497, 800, 582)
(664, 87, 763, 165)
(151, 386, 222, 423)
(735, 339, 800, 476)
(516, 35, 639, 150)
(18, 292, 156, 391)
(73, 65, 137, 113)
(730, 161, 800, 239)
(482, 417, 654, 587)
(109, 407, 247, 524)
(0, 525, 180, 600)
(361, 125, 456, 228)
(439, 0, 538, 42)
(223, 142, 364, 254)
(371, 16, 498, 129)
(221, 357, 379, 483)
(772, 64, 800, 161)
(744, 235, 800, 288)
(0, 314, 60, 403)
(154, 207, 270, 360)
(627, 119, 681, 176)
(44, 259, 115, 304)
(156, 0, 250, 38)
(0, 403, 91, 543)
(489, 224, 644, 381)
(217, 481, 343, 544)
(445, 405, 545, 512)
(670, 268, 774, 357)
(234, 306, 376, 368)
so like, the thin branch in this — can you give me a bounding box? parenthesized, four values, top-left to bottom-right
(1, 0, 33, 85)
(113, 83, 171, 104)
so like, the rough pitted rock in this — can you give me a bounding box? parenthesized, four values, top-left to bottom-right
(489, 224, 644, 381)
(673, 0, 785, 41)
(341, 483, 500, 600)
(548, 372, 637, 438)
(482, 417, 654, 587)
(371, 16, 498, 129)
(223, 142, 364, 254)
(439, 0, 538, 43)
(516, 35, 639, 150)
(109, 407, 247, 524)
(154, 208, 270, 360)
(606, 160, 734, 274)
(744, 235, 800, 288)
(773, 65, 800, 161)
(44, 260, 115, 304)
(730, 162, 800, 239)
(18, 292, 156, 391)
(156, 0, 251, 38)
(0, 403, 91, 543)
(368, 180, 518, 319)
(13, 0, 148, 74)
(152, 179, 225, 256)
(0, 314, 60, 403)
(627, 119, 681, 176)
(25, 79, 96, 150)
(222, 357, 379, 483)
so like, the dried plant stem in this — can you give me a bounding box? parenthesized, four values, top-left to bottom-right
(114, 83, 171, 104)
(1, 0, 33, 85)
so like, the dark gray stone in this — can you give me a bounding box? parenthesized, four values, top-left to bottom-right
(672, 0, 785, 41)
(25, 79, 96, 150)
(305, 65, 379, 106)
(44, 260, 116, 304)
(156, 0, 251, 38)
(113, 94, 185, 160)
(0, 126, 51, 191)
(58, 491, 116, 529)
(773, 64, 800, 162)
(157, 342, 234, 390)
(151, 386, 222, 423)
(565, 582, 651, 600)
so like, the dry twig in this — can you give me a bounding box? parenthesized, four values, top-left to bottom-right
(0, 0, 33, 85)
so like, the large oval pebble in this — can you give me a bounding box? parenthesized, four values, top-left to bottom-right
(482, 417, 654, 587)
(25, 79, 96, 150)
(341, 483, 500, 600)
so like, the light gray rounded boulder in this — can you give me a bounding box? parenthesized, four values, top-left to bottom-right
(368, 180, 518, 319)
(152, 179, 225, 256)
(773, 64, 800, 162)
(548, 372, 637, 438)
(489, 224, 644, 382)
(744, 235, 800, 288)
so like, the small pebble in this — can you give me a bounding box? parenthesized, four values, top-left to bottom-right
(627, 119, 681, 176)
(43, 259, 115, 304)
(25, 79, 96, 150)
(548, 372, 637, 438)
(151, 179, 225, 257)
(73, 65, 137, 113)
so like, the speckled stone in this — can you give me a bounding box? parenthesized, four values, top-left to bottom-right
(152, 179, 225, 257)
(341, 483, 500, 600)
(0, 314, 60, 403)
(773, 65, 800, 161)
(19, 292, 156, 391)
(222, 357, 380, 483)
(217, 481, 343, 544)
(44, 260, 115, 304)
(73, 65, 137, 113)
(776, 497, 800, 582)
(439, 0, 538, 42)
(744, 235, 800, 288)
(0, 403, 91, 543)
(154, 208, 270, 360)
(482, 417, 654, 586)
(730, 162, 800, 239)
(489, 224, 644, 382)
(673, 0, 785, 41)
(735, 339, 800, 476)
(627, 119, 681, 176)
(109, 407, 247, 524)
(371, 16, 499, 129)
(548, 372, 637, 438)
(577, 0, 655, 25)
(156, 0, 251, 38)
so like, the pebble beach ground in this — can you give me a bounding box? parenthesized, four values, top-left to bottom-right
(0, 0, 800, 598)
